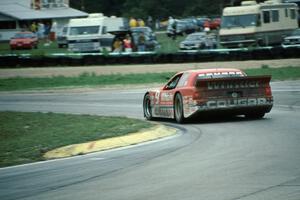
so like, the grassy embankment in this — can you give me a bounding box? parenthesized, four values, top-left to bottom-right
(0, 66, 300, 91)
(0, 112, 153, 167)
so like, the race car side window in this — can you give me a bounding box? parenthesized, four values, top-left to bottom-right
(164, 73, 183, 90)
(177, 72, 190, 88)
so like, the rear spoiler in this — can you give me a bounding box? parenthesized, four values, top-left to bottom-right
(196, 75, 272, 90)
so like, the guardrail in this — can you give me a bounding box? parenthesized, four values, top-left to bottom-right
(0, 46, 299, 68)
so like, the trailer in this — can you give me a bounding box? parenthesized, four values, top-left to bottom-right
(219, 0, 299, 48)
(67, 14, 128, 52)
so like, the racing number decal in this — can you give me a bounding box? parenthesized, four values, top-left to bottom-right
(161, 92, 173, 102)
(155, 91, 160, 105)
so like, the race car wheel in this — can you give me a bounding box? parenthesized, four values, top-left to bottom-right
(245, 112, 265, 119)
(143, 94, 153, 120)
(174, 93, 185, 123)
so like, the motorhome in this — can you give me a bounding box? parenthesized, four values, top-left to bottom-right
(219, 0, 299, 48)
(67, 14, 128, 52)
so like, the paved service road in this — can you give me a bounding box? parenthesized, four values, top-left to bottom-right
(0, 81, 300, 200)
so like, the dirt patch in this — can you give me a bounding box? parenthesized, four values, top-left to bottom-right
(0, 59, 299, 79)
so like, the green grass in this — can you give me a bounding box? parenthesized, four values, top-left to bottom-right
(156, 33, 185, 53)
(0, 111, 153, 167)
(0, 66, 300, 91)
(0, 72, 173, 91)
(245, 66, 300, 80)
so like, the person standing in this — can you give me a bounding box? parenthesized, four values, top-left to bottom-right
(30, 22, 37, 33)
(137, 19, 145, 27)
(113, 38, 123, 53)
(37, 22, 45, 40)
(44, 22, 51, 43)
(50, 21, 57, 41)
(168, 16, 177, 40)
(129, 17, 137, 28)
(123, 35, 133, 53)
(147, 16, 153, 28)
(137, 32, 146, 52)
(171, 20, 177, 40)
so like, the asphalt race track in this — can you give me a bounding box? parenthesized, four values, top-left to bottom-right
(0, 80, 300, 200)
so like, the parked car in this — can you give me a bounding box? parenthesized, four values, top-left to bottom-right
(131, 26, 156, 40)
(196, 17, 210, 30)
(167, 20, 188, 37)
(181, 18, 199, 34)
(282, 28, 300, 47)
(179, 32, 217, 50)
(10, 31, 38, 50)
(57, 26, 68, 48)
(131, 32, 160, 51)
(130, 27, 160, 51)
(204, 18, 221, 30)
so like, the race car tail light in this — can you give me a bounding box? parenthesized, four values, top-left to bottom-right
(265, 85, 272, 96)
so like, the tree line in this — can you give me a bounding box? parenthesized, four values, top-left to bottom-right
(70, 0, 267, 20)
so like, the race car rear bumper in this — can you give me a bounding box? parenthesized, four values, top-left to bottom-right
(189, 104, 273, 118)
(186, 97, 273, 118)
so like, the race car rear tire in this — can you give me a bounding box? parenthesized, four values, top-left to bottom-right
(143, 93, 153, 120)
(245, 112, 265, 119)
(174, 93, 185, 123)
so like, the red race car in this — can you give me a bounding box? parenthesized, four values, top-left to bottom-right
(10, 31, 38, 50)
(143, 68, 273, 123)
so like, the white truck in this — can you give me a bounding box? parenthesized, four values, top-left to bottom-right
(219, 0, 299, 48)
(67, 14, 128, 52)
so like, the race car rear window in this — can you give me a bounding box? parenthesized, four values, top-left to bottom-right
(197, 71, 244, 79)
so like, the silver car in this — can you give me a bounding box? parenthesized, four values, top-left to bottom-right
(179, 32, 217, 50)
(282, 28, 300, 47)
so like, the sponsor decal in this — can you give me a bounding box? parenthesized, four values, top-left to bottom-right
(207, 81, 260, 90)
(161, 92, 173, 102)
(153, 105, 173, 118)
(205, 98, 268, 108)
(155, 91, 160, 105)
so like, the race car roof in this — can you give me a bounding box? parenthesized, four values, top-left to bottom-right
(182, 68, 243, 74)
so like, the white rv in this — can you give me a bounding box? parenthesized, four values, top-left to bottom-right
(219, 1, 299, 48)
(67, 14, 128, 52)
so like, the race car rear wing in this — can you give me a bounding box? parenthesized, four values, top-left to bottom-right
(195, 75, 272, 90)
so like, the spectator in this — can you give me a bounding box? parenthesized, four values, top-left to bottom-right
(168, 16, 175, 27)
(37, 22, 45, 40)
(50, 21, 57, 41)
(44, 22, 51, 42)
(168, 16, 177, 40)
(147, 16, 153, 28)
(171, 20, 177, 40)
(30, 22, 37, 33)
(123, 35, 133, 53)
(137, 19, 145, 27)
(155, 19, 160, 30)
(137, 32, 146, 52)
(113, 38, 123, 53)
(129, 17, 137, 28)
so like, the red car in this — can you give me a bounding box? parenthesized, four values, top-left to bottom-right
(143, 68, 273, 123)
(10, 31, 38, 50)
(204, 18, 221, 30)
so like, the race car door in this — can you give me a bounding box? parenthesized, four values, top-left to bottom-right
(158, 73, 183, 118)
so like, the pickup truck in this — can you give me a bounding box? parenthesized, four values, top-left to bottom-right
(143, 68, 273, 123)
